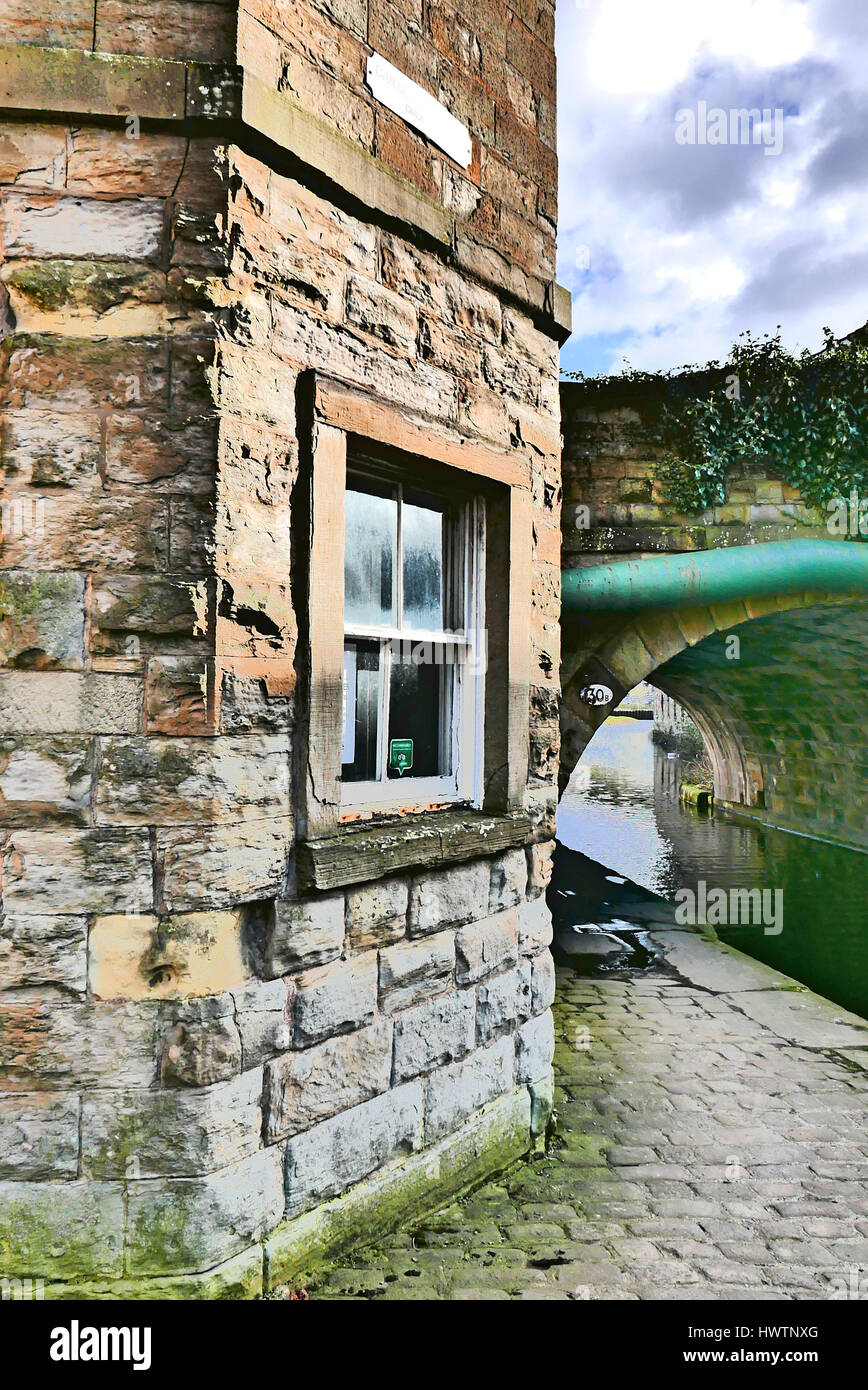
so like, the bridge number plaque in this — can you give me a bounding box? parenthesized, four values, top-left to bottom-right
(579, 683, 614, 708)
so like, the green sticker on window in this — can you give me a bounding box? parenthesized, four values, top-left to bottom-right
(389, 738, 414, 775)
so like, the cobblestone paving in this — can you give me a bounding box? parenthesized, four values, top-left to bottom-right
(307, 939, 868, 1300)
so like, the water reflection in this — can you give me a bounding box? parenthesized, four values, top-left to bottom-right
(555, 716, 868, 1020)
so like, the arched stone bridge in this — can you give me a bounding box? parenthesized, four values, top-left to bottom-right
(560, 380, 868, 850)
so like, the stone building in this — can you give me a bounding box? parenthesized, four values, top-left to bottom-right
(0, 0, 569, 1295)
(650, 690, 704, 757)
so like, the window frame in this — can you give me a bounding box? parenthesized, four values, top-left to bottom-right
(297, 374, 533, 847)
(340, 468, 486, 811)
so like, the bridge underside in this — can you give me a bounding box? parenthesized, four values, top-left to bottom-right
(561, 594, 868, 851)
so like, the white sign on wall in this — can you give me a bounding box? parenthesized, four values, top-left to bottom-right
(365, 53, 473, 170)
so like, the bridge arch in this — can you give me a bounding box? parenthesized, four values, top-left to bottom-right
(560, 586, 868, 849)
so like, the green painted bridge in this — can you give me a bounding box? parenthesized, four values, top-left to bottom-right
(559, 381, 868, 851)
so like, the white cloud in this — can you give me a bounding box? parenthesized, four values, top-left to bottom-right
(557, 0, 868, 375)
(585, 0, 813, 95)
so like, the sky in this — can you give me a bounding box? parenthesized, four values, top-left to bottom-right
(556, 0, 868, 377)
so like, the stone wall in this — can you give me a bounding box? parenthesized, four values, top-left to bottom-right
(0, 0, 565, 1296)
(236, 0, 559, 319)
(561, 379, 826, 566)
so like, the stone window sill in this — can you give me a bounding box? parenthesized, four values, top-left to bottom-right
(296, 809, 532, 891)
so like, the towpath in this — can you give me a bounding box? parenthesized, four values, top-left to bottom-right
(303, 928, 868, 1300)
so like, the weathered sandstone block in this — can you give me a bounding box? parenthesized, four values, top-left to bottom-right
(1, 398, 95, 486)
(0, 1179, 125, 1279)
(1, 193, 163, 261)
(88, 909, 249, 1001)
(455, 909, 519, 985)
(0, 122, 67, 189)
(66, 128, 188, 197)
(531, 950, 556, 1013)
(81, 1071, 263, 1179)
(2, 259, 167, 331)
(378, 932, 455, 1012)
(516, 1009, 556, 1085)
(144, 656, 212, 735)
(476, 962, 533, 1043)
(260, 893, 344, 977)
(345, 873, 408, 949)
(95, 734, 290, 824)
(0, 489, 169, 573)
(284, 1082, 423, 1217)
(126, 1148, 284, 1275)
(155, 816, 291, 912)
(218, 668, 293, 735)
(90, 575, 207, 653)
(1, 336, 168, 414)
(423, 1036, 514, 1143)
(0, 912, 87, 994)
(489, 846, 528, 911)
(0, 737, 92, 825)
(293, 955, 377, 1047)
(156, 995, 242, 1088)
(94, 0, 238, 64)
(0, 998, 159, 1091)
(526, 839, 555, 897)
(263, 1018, 393, 1141)
(2, 827, 152, 915)
(518, 893, 553, 956)
(0, 570, 86, 669)
(407, 860, 489, 937)
(391, 989, 476, 1083)
(231, 977, 291, 1068)
(345, 273, 418, 354)
(0, 671, 144, 735)
(0, 1092, 80, 1179)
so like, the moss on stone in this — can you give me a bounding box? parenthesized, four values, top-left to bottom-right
(265, 1087, 533, 1291)
(1, 1091, 533, 1301)
(41, 1247, 263, 1301)
(126, 1191, 202, 1277)
(0, 573, 79, 622)
(0, 45, 186, 120)
(6, 262, 162, 315)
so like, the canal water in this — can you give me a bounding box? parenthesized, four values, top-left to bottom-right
(554, 716, 868, 1021)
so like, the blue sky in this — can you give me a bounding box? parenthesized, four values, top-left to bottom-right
(556, 0, 868, 377)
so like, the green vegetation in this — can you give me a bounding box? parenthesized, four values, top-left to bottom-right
(566, 328, 868, 516)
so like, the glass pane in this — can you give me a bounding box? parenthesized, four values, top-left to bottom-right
(345, 480, 397, 628)
(342, 639, 383, 783)
(387, 642, 451, 780)
(402, 491, 446, 631)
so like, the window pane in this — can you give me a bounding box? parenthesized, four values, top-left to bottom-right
(345, 480, 397, 628)
(402, 491, 446, 631)
(342, 639, 383, 782)
(387, 643, 451, 780)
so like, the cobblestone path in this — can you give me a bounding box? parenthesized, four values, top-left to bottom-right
(306, 928, 868, 1300)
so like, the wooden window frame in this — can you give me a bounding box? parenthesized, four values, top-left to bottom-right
(296, 374, 533, 846)
(341, 474, 485, 811)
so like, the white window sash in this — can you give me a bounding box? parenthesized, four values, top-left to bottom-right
(341, 495, 485, 813)
(341, 773, 460, 809)
(344, 625, 471, 645)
